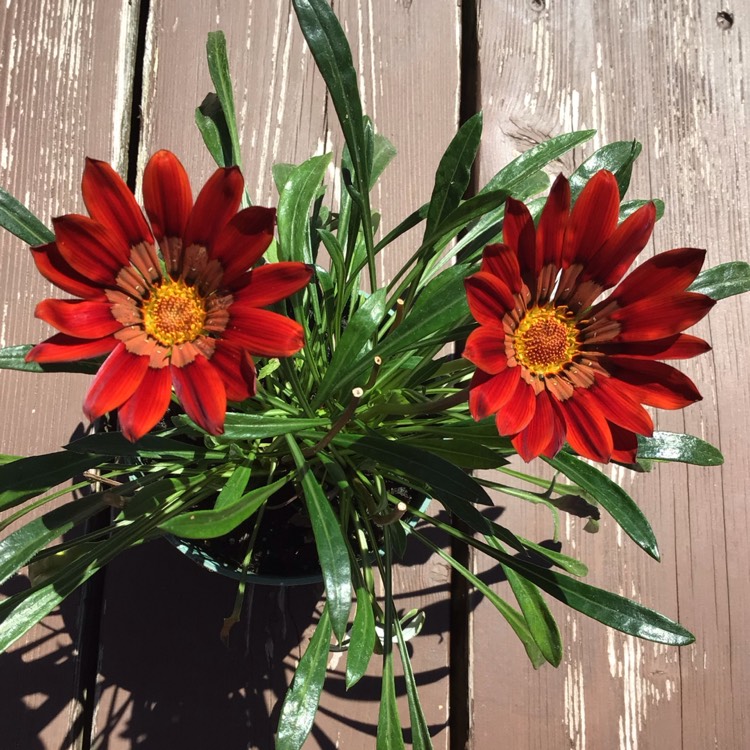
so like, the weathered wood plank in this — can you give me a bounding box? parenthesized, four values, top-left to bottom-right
(91, 1, 459, 747)
(0, 0, 139, 748)
(471, 1, 750, 748)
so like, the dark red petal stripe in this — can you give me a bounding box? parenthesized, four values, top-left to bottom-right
(53, 214, 129, 284)
(30, 243, 106, 300)
(82, 158, 154, 247)
(26, 333, 118, 363)
(468, 367, 520, 421)
(143, 150, 193, 242)
(172, 356, 227, 435)
(212, 207, 277, 282)
(462, 325, 508, 375)
(480, 243, 523, 294)
(562, 170, 620, 267)
(83, 342, 149, 421)
(561, 390, 614, 463)
(536, 173, 570, 268)
(495, 378, 536, 435)
(183, 166, 244, 250)
(117, 366, 174, 442)
(35, 299, 121, 339)
(232, 262, 313, 308)
(580, 201, 656, 289)
(611, 292, 715, 341)
(511, 391, 561, 461)
(464, 272, 516, 327)
(224, 308, 305, 357)
(592, 333, 711, 360)
(503, 197, 538, 277)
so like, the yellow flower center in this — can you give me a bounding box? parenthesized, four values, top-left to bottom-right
(514, 305, 579, 375)
(142, 279, 206, 347)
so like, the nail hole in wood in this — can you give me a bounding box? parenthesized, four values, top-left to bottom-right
(530, 0, 546, 11)
(716, 10, 734, 30)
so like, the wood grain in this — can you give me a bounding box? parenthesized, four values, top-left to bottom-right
(0, 0, 139, 748)
(471, 1, 750, 748)
(91, 1, 459, 748)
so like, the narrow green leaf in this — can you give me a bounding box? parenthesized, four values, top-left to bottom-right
(689, 261, 750, 300)
(0, 451, 104, 512)
(501, 555, 694, 645)
(0, 344, 101, 374)
(377, 649, 406, 750)
(393, 606, 433, 750)
(620, 198, 665, 222)
(545, 452, 659, 560)
(159, 476, 289, 539)
(66, 432, 226, 461)
(346, 586, 376, 689)
(481, 130, 596, 194)
(401, 437, 508, 470)
(425, 112, 483, 240)
(502, 565, 562, 666)
(378, 264, 472, 358)
(569, 141, 642, 199)
(205, 31, 242, 168)
(277, 153, 331, 264)
(370, 132, 397, 188)
(413, 529, 545, 668)
(314, 288, 387, 407)
(292, 0, 368, 186)
(213, 458, 253, 510)
(286, 436, 351, 642)
(0, 187, 55, 245)
(342, 433, 493, 513)
(637, 431, 724, 466)
(0, 493, 108, 584)
(217, 413, 328, 441)
(428, 188, 510, 251)
(194, 94, 232, 167)
(276, 606, 333, 750)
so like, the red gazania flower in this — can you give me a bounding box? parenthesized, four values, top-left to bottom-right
(463, 170, 715, 463)
(27, 150, 312, 441)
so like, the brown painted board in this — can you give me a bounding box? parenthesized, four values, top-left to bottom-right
(0, 0, 139, 748)
(91, 1, 459, 748)
(471, 2, 750, 749)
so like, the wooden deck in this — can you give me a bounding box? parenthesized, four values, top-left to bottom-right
(1, 1, 748, 748)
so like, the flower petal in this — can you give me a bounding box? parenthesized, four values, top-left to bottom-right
(464, 271, 516, 326)
(480, 243, 523, 294)
(536, 173, 570, 268)
(560, 389, 614, 463)
(591, 333, 711, 360)
(609, 423, 639, 464)
(604, 356, 703, 409)
(562, 170, 619, 267)
(463, 325, 508, 375)
(608, 247, 706, 307)
(224, 307, 305, 357)
(212, 206, 277, 282)
(587, 376, 654, 437)
(511, 390, 563, 462)
(495, 379, 537, 435)
(232, 262, 313, 308)
(35, 299, 121, 339)
(53, 214, 129, 284)
(30, 242, 106, 300)
(172, 355, 227, 435)
(83, 342, 149, 420)
(581, 201, 656, 289)
(82, 158, 153, 247)
(210, 340, 258, 402)
(142, 150, 193, 242)
(468, 366, 520, 421)
(183, 166, 244, 250)
(503, 197, 538, 277)
(117, 366, 174, 442)
(26, 333, 118, 363)
(611, 292, 715, 341)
